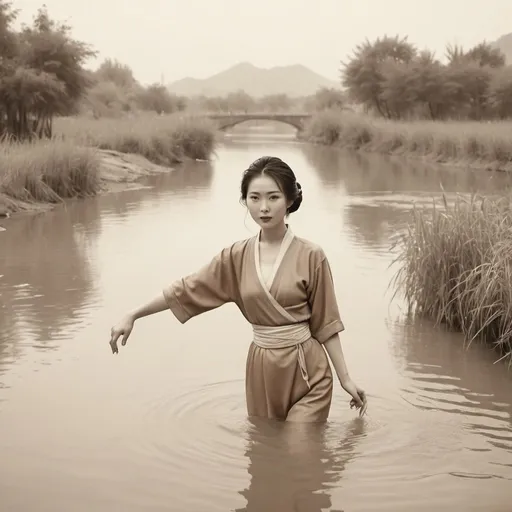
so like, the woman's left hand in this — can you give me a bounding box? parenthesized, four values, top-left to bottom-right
(342, 379, 368, 416)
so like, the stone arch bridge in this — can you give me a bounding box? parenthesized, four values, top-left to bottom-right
(204, 113, 312, 131)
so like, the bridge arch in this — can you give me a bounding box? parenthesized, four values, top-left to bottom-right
(206, 113, 311, 132)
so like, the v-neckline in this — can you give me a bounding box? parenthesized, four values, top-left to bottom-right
(254, 226, 294, 292)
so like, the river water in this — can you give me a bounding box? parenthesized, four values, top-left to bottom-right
(1, 131, 512, 512)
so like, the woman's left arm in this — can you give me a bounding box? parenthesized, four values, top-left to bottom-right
(306, 251, 367, 415)
(323, 333, 368, 416)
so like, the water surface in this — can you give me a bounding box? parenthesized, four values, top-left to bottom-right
(1, 132, 511, 511)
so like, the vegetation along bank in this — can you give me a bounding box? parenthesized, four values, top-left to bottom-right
(300, 110, 512, 173)
(301, 35, 512, 172)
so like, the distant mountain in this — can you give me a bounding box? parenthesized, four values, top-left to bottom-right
(167, 62, 339, 98)
(493, 33, 512, 64)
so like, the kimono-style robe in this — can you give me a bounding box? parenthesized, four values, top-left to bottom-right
(162, 227, 345, 422)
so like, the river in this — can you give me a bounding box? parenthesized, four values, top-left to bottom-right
(1, 130, 512, 512)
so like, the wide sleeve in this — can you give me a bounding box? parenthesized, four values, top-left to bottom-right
(307, 254, 345, 343)
(162, 246, 239, 324)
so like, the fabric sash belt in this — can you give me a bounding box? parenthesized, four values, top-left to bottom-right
(251, 321, 312, 389)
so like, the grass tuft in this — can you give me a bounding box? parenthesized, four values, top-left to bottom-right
(0, 140, 100, 205)
(391, 192, 512, 366)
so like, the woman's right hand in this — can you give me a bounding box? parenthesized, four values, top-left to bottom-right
(109, 314, 135, 354)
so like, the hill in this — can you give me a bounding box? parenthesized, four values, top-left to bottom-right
(167, 62, 339, 98)
(493, 33, 512, 64)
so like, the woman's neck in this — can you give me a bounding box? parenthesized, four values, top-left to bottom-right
(259, 222, 288, 244)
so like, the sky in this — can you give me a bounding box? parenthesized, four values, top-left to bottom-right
(13, 0, 512, 86)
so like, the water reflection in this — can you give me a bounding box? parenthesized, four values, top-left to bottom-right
(343, 203, 407, 251)
(300, 143, 350, 188)
(154, 159, 214, 195)
(98, 159, 215, 218)
(302, 144, 512, 196)
(0, 208, 98, 349)
(237, 417, 365, 512)
(388, 316, 512, 462)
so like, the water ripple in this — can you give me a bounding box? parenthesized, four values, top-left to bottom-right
(399, 364, 512, 479)
(144, 378, 247, 423)
(134, 379, 249, 479)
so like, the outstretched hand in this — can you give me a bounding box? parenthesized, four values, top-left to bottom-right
(109, 314, 135, 354)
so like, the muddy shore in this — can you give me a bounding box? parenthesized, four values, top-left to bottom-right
(0, 149, 178, 224)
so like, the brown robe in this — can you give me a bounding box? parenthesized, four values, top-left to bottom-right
(162, 227, 345, 422)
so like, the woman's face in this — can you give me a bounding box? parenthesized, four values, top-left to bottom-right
(246, 174, 292, 231)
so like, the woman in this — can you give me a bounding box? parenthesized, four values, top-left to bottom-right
(109, 156, 367, 421)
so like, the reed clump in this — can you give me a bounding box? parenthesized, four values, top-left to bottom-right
(301, 110, 512, 171)
(391, 193, 512, 365)
(0, 140, 101, 207)
(55, 113, 217, 165)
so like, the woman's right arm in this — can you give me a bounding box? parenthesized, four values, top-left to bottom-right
(109, 243, 240, 354)
(130, 293, 169, 320)
(109, 292, 169, 354)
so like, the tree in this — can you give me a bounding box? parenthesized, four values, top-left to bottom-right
(134, 84, 186, 114)
(86, 80, 129, 118)
(257, 94, 293, 112)
(406, 52, 453, 120)
(342, 35, 416, 118)
(0, 0, 18, 59)
(444, 42, 506, 119)
(0, 3, 96, 140)
(488, 66, 512, 118)
(448, 42, 506, 69)
(378, 59, 418, 119)
(95, 59, 138, 90)
(379, 51, 476, 120)
(225, 90, 255, 113)
(311, 87, 345, 111)
(342, 35, 512, 120)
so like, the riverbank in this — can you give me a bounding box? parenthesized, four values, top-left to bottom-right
(392, 193, 512, 366)
(300, 110, 512, 173)
(0, 114, 217, 218)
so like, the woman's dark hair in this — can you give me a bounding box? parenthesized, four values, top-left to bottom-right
(240, 156, 303, 214)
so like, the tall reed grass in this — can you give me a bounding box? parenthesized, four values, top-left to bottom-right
(0, 114, 217, 214)
(391, 193, 512, 365)
(55, 113, 217, 164)
(0, 140, 100, 206)
(301, 110, 512, 171)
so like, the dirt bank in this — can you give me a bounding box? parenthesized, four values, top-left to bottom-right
(0, 149, 178, 222)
